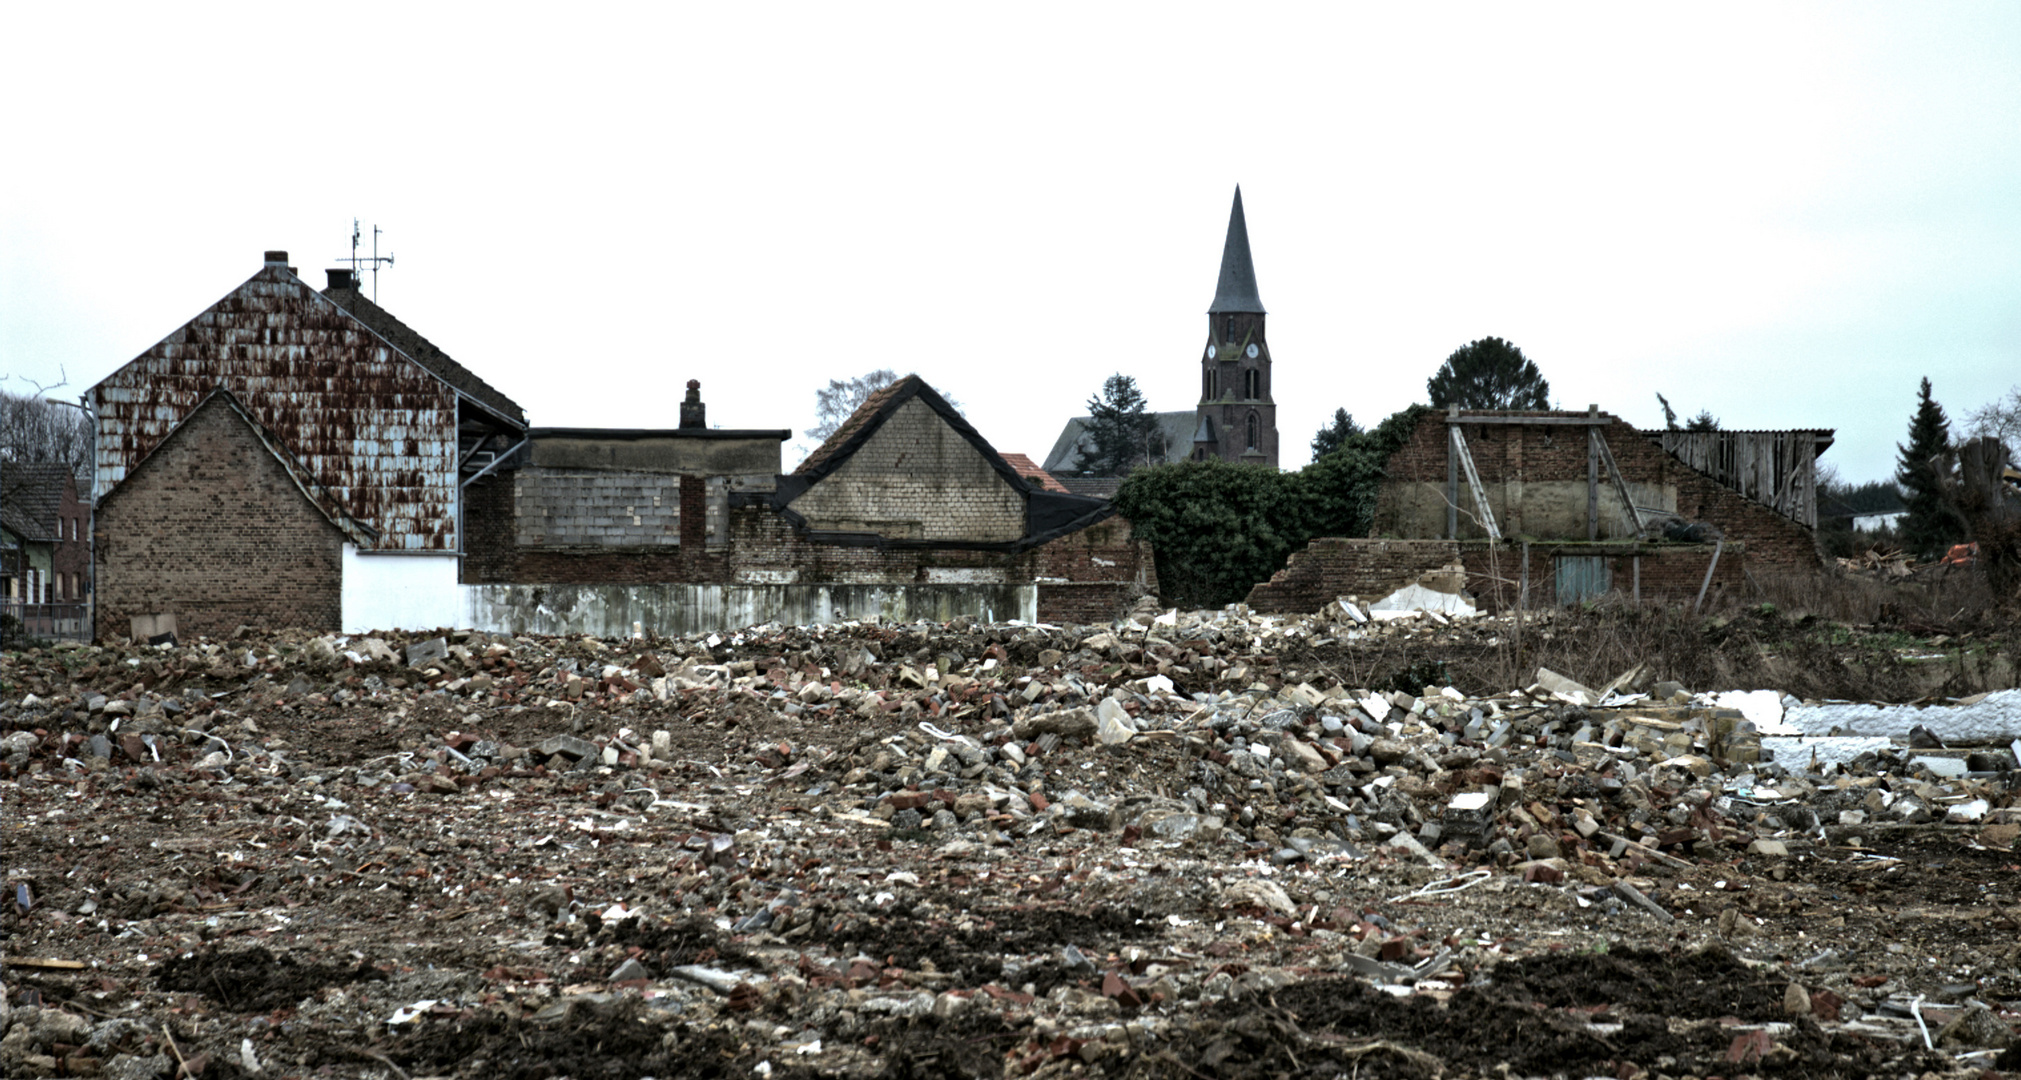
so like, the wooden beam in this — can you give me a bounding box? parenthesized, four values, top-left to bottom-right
(1442, 415, 1614, 426)
(1446, 405, 1459, 540)
(1451, 426, 1502, 541)
(1592, 429, 1648, 538)
(1586, 406, 1600, 541)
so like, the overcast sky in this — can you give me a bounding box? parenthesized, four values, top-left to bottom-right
(3, 3, 2016, 486)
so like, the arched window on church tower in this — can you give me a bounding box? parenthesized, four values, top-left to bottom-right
(1243, 369, 1259, 399)
(1245, 413, 1259, 452)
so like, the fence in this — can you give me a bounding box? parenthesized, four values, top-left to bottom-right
(1, 601, 92, 643)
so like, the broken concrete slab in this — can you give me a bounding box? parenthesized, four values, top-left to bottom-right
(1784, 690, 2021, 742)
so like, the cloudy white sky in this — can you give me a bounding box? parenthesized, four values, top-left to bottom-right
(3, 2, 2016, 485)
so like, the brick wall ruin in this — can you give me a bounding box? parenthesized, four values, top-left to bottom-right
(1377, 411, 1823, 570)
(1247, 536, 1746, 615)
(94, 396, 346, 639)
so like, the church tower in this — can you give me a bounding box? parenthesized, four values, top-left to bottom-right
(1192, 186, 1277, 468)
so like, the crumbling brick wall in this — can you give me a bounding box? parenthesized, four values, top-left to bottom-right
(1247, 534, 1747, 615)
(1246, 539, 1462, 613)
(1377, 411, 1822, 569)
(462, 490, 1156, 626)
(1458, 542, 1746, 612)
(786, 399, 1025, 542)
(94, 396, 345, 640)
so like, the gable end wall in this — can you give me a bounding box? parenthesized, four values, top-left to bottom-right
(789, 398, 1025, 542)
(94, 396, 347, 640)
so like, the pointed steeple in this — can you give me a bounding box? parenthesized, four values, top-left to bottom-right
(1208, 186, 1265, 314)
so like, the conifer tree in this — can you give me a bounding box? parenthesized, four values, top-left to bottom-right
(1309, 409, 1363, 462)
(1895, 377, 1968, 559)
(1080, 374, 1163, 476)
(1426, 337, 1550, 410)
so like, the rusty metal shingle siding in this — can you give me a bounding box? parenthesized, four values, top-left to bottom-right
(91, 266, 460, 550)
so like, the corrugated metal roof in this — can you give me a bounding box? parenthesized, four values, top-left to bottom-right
(90, 264, 463, 550)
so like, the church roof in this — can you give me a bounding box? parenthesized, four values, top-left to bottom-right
(1208, 186, 1265, 314)
(1041, 410, 1199, 474)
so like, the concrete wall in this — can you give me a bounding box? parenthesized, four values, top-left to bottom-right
(787, 398, 1025, 542)
(341, 547, 463, 633)
(95, 395, 347, 640)
(464, 582, 1037, 637)
(528, 433, 783, 477)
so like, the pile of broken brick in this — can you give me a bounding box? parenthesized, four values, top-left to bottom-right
(3, 599, 2019, 1077)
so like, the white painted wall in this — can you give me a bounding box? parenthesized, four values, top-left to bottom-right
(340, 545, 466, 633)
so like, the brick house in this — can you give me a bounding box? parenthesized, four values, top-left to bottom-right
(1, 463, 91, 638)
(1249, 407, 1832, 613)
(88, 253, 526, 640)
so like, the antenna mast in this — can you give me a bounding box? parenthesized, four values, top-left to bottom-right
(340, 218, 395, 302)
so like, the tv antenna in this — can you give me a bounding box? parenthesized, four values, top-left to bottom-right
(339, 219, 395, 302)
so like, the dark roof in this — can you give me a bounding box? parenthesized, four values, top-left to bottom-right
(775, 374, 1116, 552)
(1208, 186, 1265, 314)
(531, 427, 791, 441)
(1041, 411, 1199, 474)
(0, 463, 72, 540)
(1058, 476, 1122, 500)
(322, 284, 526, 426)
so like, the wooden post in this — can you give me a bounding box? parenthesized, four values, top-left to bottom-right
(1446, 405, 1460, 540)
(1586, 404, 1599, 541)
(1519, 540, 1530, 609)
(1632, 554, 1640, 604)
(1695, 539, 1724, 614)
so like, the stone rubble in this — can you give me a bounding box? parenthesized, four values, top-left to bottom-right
(2, 597, 2017, 1077)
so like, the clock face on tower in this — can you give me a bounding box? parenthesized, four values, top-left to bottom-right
(1207, 345, 1217, 359)
(1246, 343, 1259, 359)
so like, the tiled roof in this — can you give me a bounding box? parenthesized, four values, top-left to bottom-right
(322, 285, 526, 426)
(1000, 453, 1069, 493)
(0, 463, 72, 540)
(794, 377, 913, 476)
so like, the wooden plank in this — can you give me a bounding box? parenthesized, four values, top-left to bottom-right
(6, 956, 86, 969)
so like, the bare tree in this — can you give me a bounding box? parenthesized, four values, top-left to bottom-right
(1, 374, 92, 473)
(804, 370, 963, 444)
(1964, 384, 2021, 450)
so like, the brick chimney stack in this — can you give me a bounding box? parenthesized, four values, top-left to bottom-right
(680, 379, 706, 429)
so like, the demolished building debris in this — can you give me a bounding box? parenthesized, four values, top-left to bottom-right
(3, 600, 2016, 1077)
(1251, 408, 1835, 615)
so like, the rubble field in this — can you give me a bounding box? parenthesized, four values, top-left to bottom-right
(3, 599, 2019, 1080)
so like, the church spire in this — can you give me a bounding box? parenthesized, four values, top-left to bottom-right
(1208, 186, 1265, 314)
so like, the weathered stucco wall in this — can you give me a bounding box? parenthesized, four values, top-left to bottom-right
(464, 582, 1037, 637)
(527, 434, 783, 478)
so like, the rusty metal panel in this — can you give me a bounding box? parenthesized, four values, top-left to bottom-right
(91, 266, 460, 550)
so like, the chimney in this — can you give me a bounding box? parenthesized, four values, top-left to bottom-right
(680, 379, 706, 429)
(326, 268, 356, 290)
(264, 250, 289, 266)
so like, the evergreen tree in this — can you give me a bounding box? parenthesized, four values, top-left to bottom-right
(1426, 337, 1550, 410)
(1309, 408, 1363, 462)
(1685, 410, 1720, 432)
(1895, 377, 1968, 559)
(1080, 374, 1163, 476)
